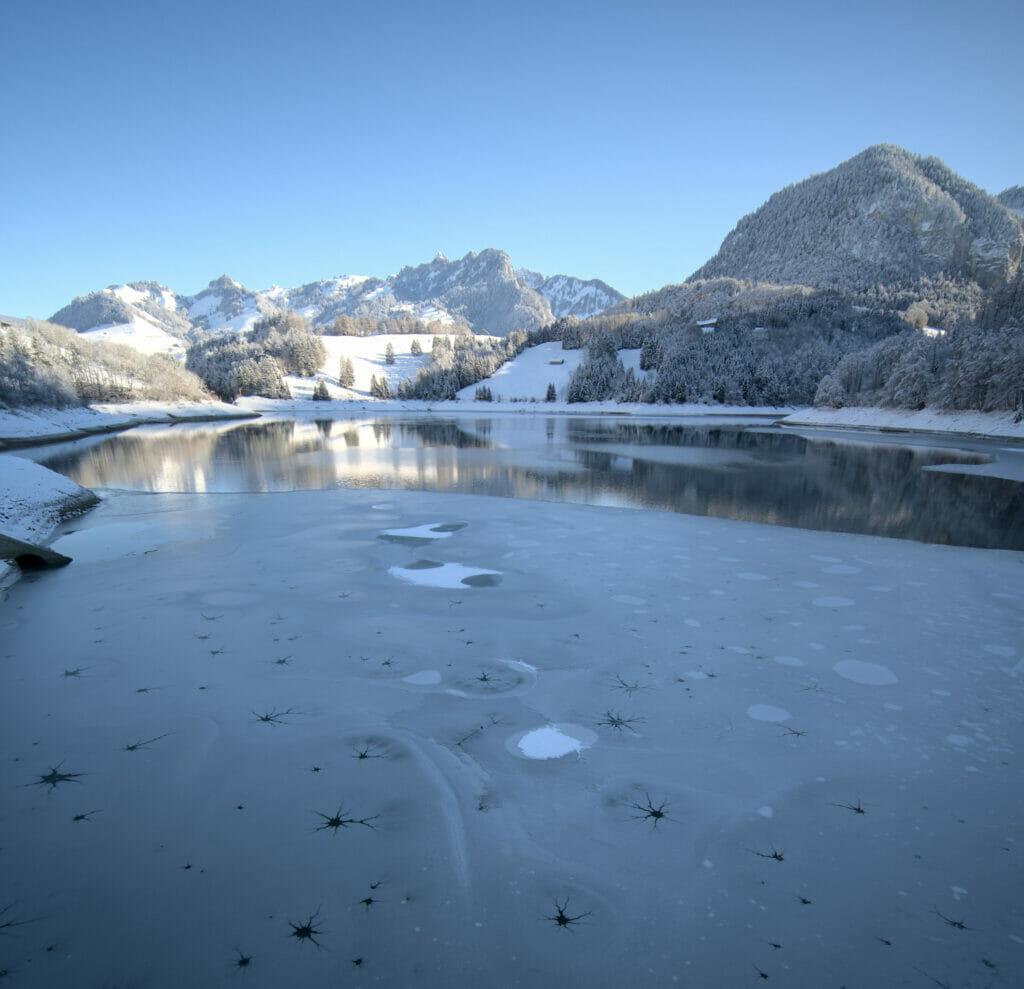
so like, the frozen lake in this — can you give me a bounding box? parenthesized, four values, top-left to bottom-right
(2, 414, 1023, 986)
(23, 413, 1024, 548)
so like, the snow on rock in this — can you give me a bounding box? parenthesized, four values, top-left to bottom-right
(0, 454, 98, 585)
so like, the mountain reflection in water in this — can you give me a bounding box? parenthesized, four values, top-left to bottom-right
(26, 415, 1024, 549)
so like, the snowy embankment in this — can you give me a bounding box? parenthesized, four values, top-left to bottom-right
(780, 405, 1024, 441)
(0, 401, 254, 449)
(0, 454, 98, 587)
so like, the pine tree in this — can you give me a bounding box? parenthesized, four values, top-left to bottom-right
(369, 374, 391, 399)
(385, 342, 395, 365)
(338, 355, 355, 388)
(545, 382, 556, 402)
(312, 377, 330, 401)
(410, 338, 422, 356)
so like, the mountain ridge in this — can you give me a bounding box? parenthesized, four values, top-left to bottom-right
(49, 250, 625, 340)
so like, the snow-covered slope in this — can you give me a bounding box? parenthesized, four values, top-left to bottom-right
(80, 317, 187, 358)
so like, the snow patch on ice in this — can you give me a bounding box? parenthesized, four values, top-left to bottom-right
(381, 522, 465, 542)
(388, 562, 501, 588)
(747, 704, 791, 722)
(813, 596, 855, 608)
(772, 655, 805, 667)
(403, 669, 442, 686)
(511, 723, 597, 759)
(833, 660, 898, 685)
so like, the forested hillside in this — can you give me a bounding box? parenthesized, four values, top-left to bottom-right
(690, 144, 1022, 294)
(0, 319, 209, 407)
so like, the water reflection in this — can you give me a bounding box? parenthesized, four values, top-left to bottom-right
(24, 415, 1024, 549)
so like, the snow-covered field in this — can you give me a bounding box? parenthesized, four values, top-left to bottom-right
(1, 478, 1022, 987)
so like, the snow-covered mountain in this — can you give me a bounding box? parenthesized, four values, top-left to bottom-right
(48, 250, 624, 345)
(690, 144, 1024, 292)
(516, 268, 625, 319)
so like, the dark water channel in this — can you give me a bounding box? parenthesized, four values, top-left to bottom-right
(22, 414, 1024, 549)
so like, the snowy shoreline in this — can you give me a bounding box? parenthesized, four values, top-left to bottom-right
(0, 400, 256, 450)
(4, 399, 1023, 453)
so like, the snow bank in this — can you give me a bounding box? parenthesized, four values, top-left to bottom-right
(0, 455, 97, 543)
(0, 401, 255, 449)
(781, 405, 1024, 440)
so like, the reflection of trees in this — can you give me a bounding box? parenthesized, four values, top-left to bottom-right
(566, 421, 812, 456)
(395, 419, 492, 449)
(37, 425, 231, 491)
(33, 417, 1023, 549)
(558, 433, 1021, 548)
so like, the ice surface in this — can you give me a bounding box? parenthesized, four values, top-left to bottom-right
(0, 484, 1022, 987)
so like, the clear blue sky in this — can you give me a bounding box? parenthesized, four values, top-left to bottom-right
(3, 0, 1021, 319)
